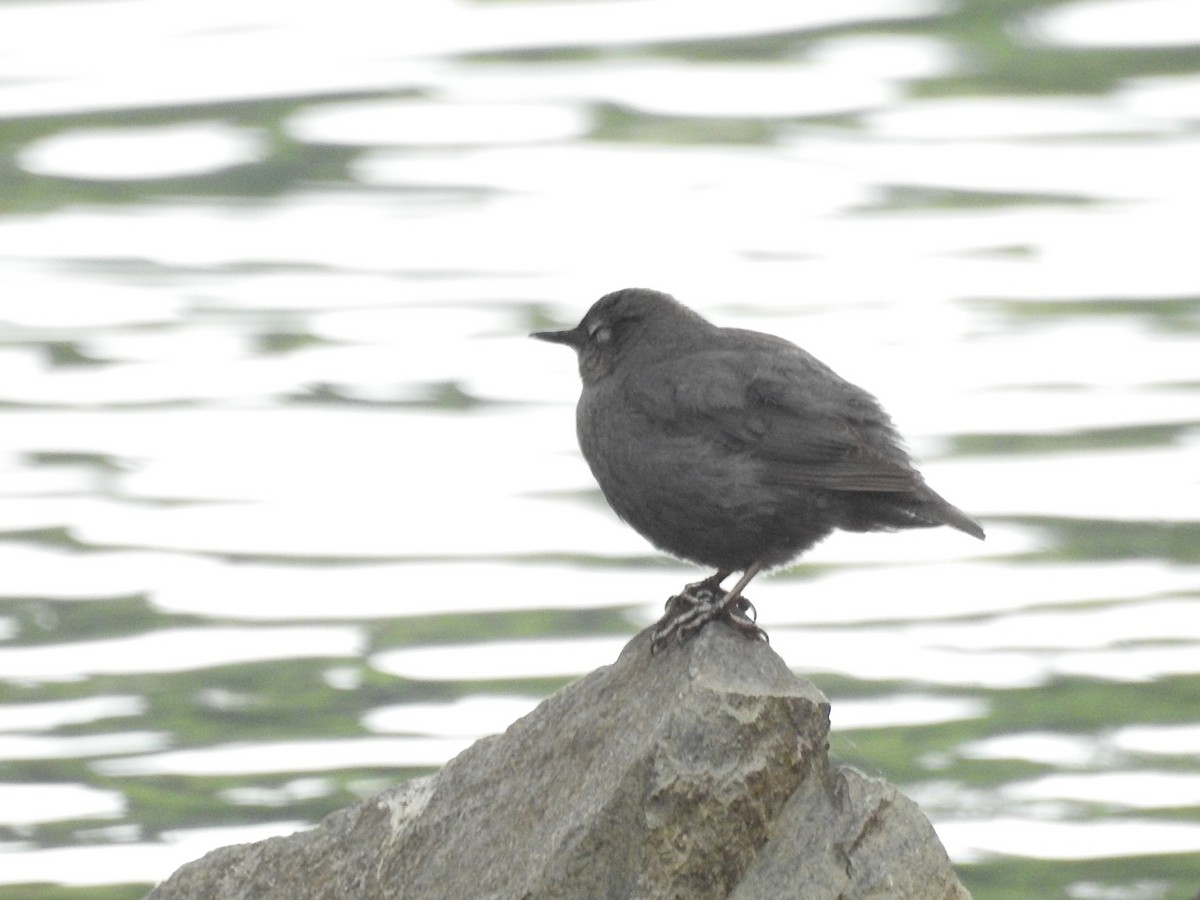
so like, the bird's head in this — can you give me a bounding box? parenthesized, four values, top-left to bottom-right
(531, 287, 711, 384)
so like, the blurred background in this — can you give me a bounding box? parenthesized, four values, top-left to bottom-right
(1, 0, 1199, 897)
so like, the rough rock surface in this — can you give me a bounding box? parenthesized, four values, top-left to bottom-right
(145, 623, 971, 900)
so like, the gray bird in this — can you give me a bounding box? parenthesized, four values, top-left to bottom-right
(532, 288, 984, 648)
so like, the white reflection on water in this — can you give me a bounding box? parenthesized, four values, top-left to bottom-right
(771, 628, 1200, 688)
(0, 627, 364, 682)
(1004, 771, 1200, 809)
(364, 695, 542, 736)
(0, 822, 308, 887)
(938, 816, 1200, 862)
(959, 732, 1102, 768)
(832, 694, 989, 730)
(1055, 645, 1200, 683)
(0, 783, 125, 825)
(413, 33, 952, 119)
(17, 122, 265, 180)
(1119, 73, 1200, 120)
(0, 732, 167, 760)
(95, 736, 474, 776)
(1028, 0, 1200, 49)
(525, 60, 899, 119)
(222, 777, 335, 808)
(0, 0, 937, 117)
(0, 547, 211, 599)
(1112, 723, 1200, 756)
(287, 99, 591, 147)
(909, 447, 1199, 523)
(373, 637, 627, 682)
(905, 599, 1200, 651)
(763, 561, 1200, 625)
(866, 95, 1178, 139)
(0, 271, 185, 327)
(793, 133, 1200, 204)
(152, 561, 678, 619)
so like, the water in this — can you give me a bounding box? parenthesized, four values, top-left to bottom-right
(1, 0, 1198, 897)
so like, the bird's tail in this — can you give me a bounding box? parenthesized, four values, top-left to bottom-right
(920, 487, 985, 540)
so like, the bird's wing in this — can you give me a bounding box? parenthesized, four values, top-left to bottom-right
(629, 341, 922, 493)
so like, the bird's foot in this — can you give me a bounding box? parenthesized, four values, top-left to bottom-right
(650, 582, 768, 653)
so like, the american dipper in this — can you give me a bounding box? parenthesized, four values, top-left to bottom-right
(532, 288, 984, 648)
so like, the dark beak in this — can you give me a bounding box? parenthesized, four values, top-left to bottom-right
(530, 324, 585, 350)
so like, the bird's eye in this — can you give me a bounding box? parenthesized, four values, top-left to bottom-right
(590, 324, 612, 345)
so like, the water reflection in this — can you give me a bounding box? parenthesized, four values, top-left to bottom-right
(96, 736, 473, 777)
(0, 626, 365, 681)
(0, 782, 125, 825)
(1030, 0, 1200, 48)
(1, 0, 1198, 896)
(18, 123, 265, 180)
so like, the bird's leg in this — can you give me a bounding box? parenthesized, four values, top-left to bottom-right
(716, 561, 764, 616)
(711, 560, 768, 642)
(694, 576, 758, 622)
(651, 563, 768, 652)
(662, 570, 730, 613)
(653, 571, 728, 651)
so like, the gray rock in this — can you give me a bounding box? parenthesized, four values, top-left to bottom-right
(145, 624, 971, 900)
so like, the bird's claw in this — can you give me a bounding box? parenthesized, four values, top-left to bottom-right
(650, 582, 768, 653)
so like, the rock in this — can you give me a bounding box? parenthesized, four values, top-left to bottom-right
(145, 624, 971, 900)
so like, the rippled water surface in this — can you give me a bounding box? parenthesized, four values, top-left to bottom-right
(2, 1, 1199, 897)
